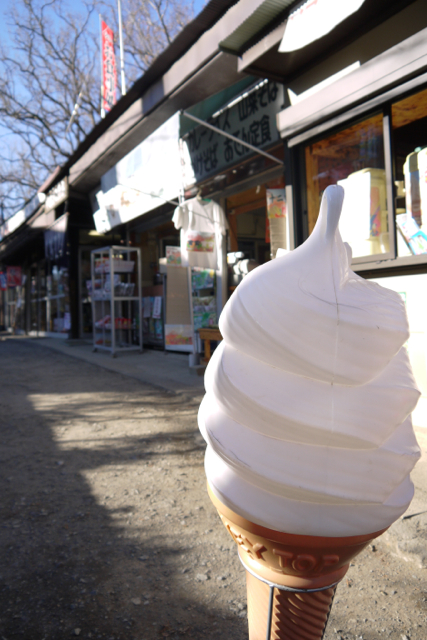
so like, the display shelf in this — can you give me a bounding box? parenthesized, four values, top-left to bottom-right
(191, 267, 217, 355)
(91, 246, 142, 356)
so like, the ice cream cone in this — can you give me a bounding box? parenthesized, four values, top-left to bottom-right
(208, 484, 386, 640)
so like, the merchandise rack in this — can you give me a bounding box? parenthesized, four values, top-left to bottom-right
(90, 246, 143, 356)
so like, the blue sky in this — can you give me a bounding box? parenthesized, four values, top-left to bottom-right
(0, 0, 208, 45)
(0, 0, 208, 216)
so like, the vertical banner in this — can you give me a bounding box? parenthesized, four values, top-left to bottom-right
(266, 188, 288, 258)
(101, 20, 117, 114)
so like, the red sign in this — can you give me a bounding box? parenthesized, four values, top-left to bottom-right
(101, 20, 117, 113)
(6, 266, 22, 288)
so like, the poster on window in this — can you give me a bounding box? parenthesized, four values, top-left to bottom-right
(7, 266, 22, 288)
(166, 246, 182, 266)
(143, 297, 152, 318)
(165, 324, 193, 349)
(152, 296, 162, 319)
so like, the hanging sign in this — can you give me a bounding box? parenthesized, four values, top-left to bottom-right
(182, 81, 284, 185)
(166, 246, 182, 266)
(101, 20, 117, 113)
(6, 267, 22, 288)
(44, 213, 68, 261)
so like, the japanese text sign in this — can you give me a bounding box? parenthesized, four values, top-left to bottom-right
(182, 81, 284, 185)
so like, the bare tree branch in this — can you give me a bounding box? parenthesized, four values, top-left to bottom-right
(0, 0, 196, 219)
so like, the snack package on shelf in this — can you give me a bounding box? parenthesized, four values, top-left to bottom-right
(95, 315, 111, 328)
(114, 282, 135, 297)
(104, 274, 120, 293)
(104, 258, 135, 273)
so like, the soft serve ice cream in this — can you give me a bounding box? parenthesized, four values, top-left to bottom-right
(199, 185, 420, 537)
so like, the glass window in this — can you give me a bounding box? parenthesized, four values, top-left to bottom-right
(29, 261, 70, 334)
(392, 87, 427, 256)
(39, 263, 47, 298)
(305, 113, 390, 258)
(31, 300, 38, 332)
(39, 300, 47, 332)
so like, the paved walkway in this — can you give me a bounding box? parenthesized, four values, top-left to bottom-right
(25, 336, 205, 397)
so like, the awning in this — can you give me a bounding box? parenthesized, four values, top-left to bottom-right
(0, 193, 46, 242)
(93, 113, 182, 231)
(219, 0, 295, 55)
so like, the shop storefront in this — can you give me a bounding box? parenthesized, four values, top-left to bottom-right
(28, 213, 71, 336)
(92, 113, 184, 350)
(2, 268, 25, 333)
(275, 0, 427, 427)
(0, 171, 116, 339)
(90, 78, 288, 354)
(180, 79, 288, 303)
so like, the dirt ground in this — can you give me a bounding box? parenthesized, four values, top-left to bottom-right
(0, 338, 426, 640)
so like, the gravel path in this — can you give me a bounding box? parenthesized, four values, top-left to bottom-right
(0, 338, 425, 640)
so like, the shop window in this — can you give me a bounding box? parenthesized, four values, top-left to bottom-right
(305, 113, 389, 259)
(6, 284, 25, 333)
(226, 176, 287, 266)
(392, 87, 427, 256)
(227, 185, 269, 265)
(29, 261, 70, 334)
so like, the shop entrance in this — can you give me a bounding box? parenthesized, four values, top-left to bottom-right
(225, 177, 287, 295)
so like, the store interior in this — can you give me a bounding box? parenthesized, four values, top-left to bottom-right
(392, 86, 427, 256)
(304, 85, 427, 260)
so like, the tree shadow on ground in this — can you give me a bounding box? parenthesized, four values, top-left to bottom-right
(0, 339, 247, 640)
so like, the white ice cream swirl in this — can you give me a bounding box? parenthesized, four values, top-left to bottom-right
(199, 185, 421, 536)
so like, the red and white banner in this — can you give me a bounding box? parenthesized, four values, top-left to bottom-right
(101, 20, 117, 113)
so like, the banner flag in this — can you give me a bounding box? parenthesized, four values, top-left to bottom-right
(101, 20, 117, 114)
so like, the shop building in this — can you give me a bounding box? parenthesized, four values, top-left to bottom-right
(1, 0, 427, 429)
(0, 172, 123, 339)
(0, 0, 247, 340)
(91, 76, 288, 351)
(242, 0, 427, 427)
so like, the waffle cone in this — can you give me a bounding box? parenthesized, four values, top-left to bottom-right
(246, 569, 337, 640)
(208, 483, 387, 639)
